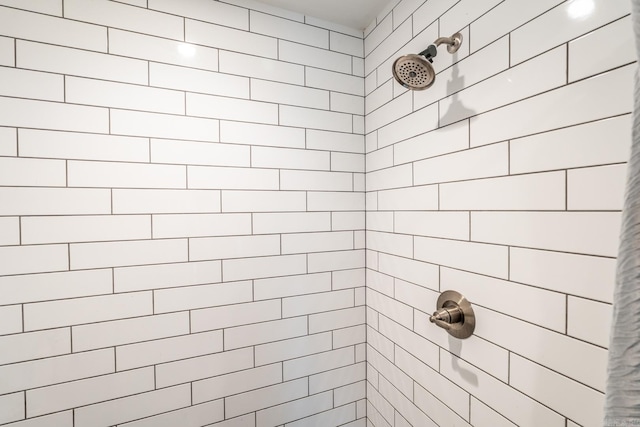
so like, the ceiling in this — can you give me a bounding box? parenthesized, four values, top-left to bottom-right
(254, 0, 394, 31)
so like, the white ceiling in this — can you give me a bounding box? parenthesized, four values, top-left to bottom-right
(254, 0, 394, 31)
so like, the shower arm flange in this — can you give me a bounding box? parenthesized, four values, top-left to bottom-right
(432, 32, 463, 54)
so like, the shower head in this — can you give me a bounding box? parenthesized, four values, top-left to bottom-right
(392, 32, 463, 91)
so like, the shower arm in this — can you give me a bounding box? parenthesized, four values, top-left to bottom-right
(417, 32, 463, 61)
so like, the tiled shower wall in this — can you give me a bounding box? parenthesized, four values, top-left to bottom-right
(364, 0, 634, 426)
(0, 1, 367, 426)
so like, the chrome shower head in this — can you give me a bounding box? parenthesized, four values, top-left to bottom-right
(392, 32, 463, 91)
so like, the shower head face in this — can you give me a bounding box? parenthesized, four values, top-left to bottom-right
(392, 54, 435, 91)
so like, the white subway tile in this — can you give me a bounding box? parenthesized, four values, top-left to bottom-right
(113, 189, 221, 214)
(225, 317, 308, 350)
(441, 171, 566, 210)
(366, 212, 393, 233)
(0, 217, 19, 246)
(252, 11, 328, 48)
(0, 157, 64, 187)
(258, 391, 334, 427)
(289, 403, 356, 427)
(204, 414, 255, 427)
(193, 364, 282, 404)
(367, 230, 413, 258)
(226, 378, 308, 419)
(0, 66, 63, 101)
(377, 185, 439, 211)
(0, 244, 68, 276)
(470, 398, 517, 427)
(226, 0, 304, 22)
(367, 386, 393, 427)
(253, 146, 330, 170)
(284, 347, 354, 381)
(367, 287, 413, 329)
(114, 260, 221, 292)
(0, 126, 17, 156)
(153, 213, 250, 239)
(393, 120, 469, 165)
(256, 332, 332, 366)
(251, 79, 329, 109)
(416, 236, 508, 278)
(0, 0, 61, 15)
(70, 239, 188, 269)
(282, 231, 354, 255)
(471, 64, 634, 147)
(331, 31, 363, 57)
(511, 247, 615, 303)
(308, 249, 366, 272)
(224, 253, 307, 281)
(510, 115, 631, 174)
(152, 139, 249, 167)
(511, 0, 630, 65)
(475, 306, 607, 391)
(411, 0, 457, 35)
(253, 212, 330, 234)
(187, 18, 276, 58)
(441, 351, 564, 427)
(74, 384, 191, 427)
(366, 163, 412, 192)
(24, 292, 151, 331)
(190, 234, 279, 260)
(414, 142, 508, 185)
(365, 91, 411, 134)
(365, 15, 392, 56)
(442, 268, 566, 332)
(154, 281, 252, 313)
(568, 296, 611, 348)
(307, 130, 364, 153)
(0, 328, 69, 365)
(414, 383, 471, 427)
(72, 312, 188, 352)
(109, 29, 218, 71)
(0, 392, 23, 425)
(155, 347, 253, 387)
(306, 67, 364, 96)
(150, 63, 249, 98)
(117, 330, 223, 371)
(309, 306, 365, 334)
(366, 80, 392, 115)
(568, 164, 627, 211)
(0, 305, 22, 336)
(0, 97, 108, 133)
(334, 324, 366, 347)
(395, 347, 468, 418)
(308, 191, 364, 212)
(470, 0, 563, 52)
(370, 345, 414, 398)
(378, 103, 439, 148)
(280, 40, 351, 73)
(510, 355, 604, 427)
(111, 109, 219, 142)
(222, 190, 306, 212)
(19, 129, 149, 162)
(0, 36, 13, 67)
(17, 40, 147, 84)
(0, 187, 110, 216)
(367, 269, 393, 297)
(377, 377, 436, 427)
(0, 6, 106, 51)
(332, 152, 364, 174)
(149, 0, 248, 30)
(308, 15, 362, 38)
(66, 77, 184, 114)
(280, 105, 352, 132)
(396, 211, 469, 240)
(221, 120, 305, 148)
(22, 215, 150, 245)
(440, 0, 502, 36)
(379, 253, 439, 290)
(0, 349, 113, 395)
(283, 289, 354, 317)
(187, 92, 278, 124)
(310, 362, 365, 395)
(473, 212, 621, 257)
(365, 19, 412, 77)
(189, 166, 278, 191)
(119, 400, 224, 427)
(0, 412, 72, 427)
(570, 15, 635, 82)
(332, 212, 365, 231)
(65, 0, 183, 39)
(26, 367, 154, 417)
(0, 269, 111, 305)
(219, 50, 304, 84)
(192, 300, 281, 332)
(254, 272, 332, 300)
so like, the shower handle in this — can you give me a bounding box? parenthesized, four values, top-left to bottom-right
(429, 290, 475, 339)
(429, 303, 463, 330)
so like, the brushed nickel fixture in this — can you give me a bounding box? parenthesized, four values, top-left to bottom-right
(392, 32, 463, 90)
(429, 290, 475, 339)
